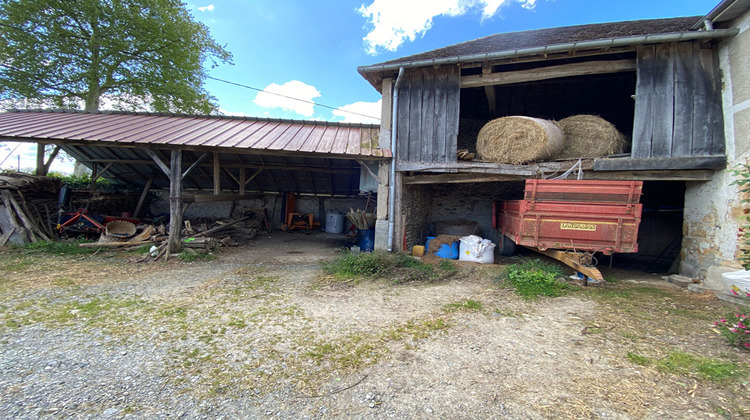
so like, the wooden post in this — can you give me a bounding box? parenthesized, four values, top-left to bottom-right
(213, 152, 221, 195)
(168, 149, 183, 253)
(35, 143, 44, 176)
(239, 167, 245, 196)
(90, 162, 98, 193)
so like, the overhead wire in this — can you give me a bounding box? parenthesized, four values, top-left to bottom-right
(207, 76, 381, 122)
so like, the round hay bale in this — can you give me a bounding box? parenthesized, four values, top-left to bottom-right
(105, 220, 136, 239)
(556, 115, 628, 159)
(477, 116, 564, 164)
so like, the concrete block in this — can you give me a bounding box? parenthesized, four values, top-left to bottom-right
(374, 219, 389, 251)
(687, 283, 707, 293)
(668, 274, 697, 288)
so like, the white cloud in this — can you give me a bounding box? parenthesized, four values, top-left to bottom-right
(253, 81, 321, 117)
(197, 4, 215, 12)
(332, 100, 381, 124)
(359, 0, 537, 55)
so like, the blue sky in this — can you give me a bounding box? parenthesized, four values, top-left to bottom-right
(193, 0, 721, 124)
(0, 0, 725, 171)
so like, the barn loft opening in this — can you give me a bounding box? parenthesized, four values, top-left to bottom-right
(458, 54, 638, 157)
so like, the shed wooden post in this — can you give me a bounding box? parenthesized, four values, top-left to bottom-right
(213, 152, 221, 195)
(168, 149, 183, 253)
(239, 167, 246, 195)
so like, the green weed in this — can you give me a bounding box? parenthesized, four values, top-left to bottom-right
(499, 259, 569, 300)
(320, 250, 456, 283)
(23, 239, 96, 255)
(628, 351, 746, 384)
(442, 299, 483, 313)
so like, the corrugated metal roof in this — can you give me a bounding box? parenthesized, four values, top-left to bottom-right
(0, 109, 389, 159)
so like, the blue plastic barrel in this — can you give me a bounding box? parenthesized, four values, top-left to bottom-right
(357, 229, 375, 252)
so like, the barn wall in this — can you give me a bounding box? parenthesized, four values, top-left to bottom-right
(681, 11, 750, 287)
(396, 66, 460, 164)
(633, 42, 725, 160)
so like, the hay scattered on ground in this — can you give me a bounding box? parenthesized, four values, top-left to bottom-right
(427, 234, 462, 254)
(476, 116, 563, 164)
(556, 114, 628, 159)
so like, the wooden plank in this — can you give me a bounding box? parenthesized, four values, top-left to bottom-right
(239, 167, 245, 195)
(421, 67, 435, 163)
(408, 69, 423, 162)
(396, 160, 591, 172)
(396, 70, 411, 163)
(461, 59, 636, 88)
(183, 194, 263, 203)
(671, 43, 694, 157)
(632, 46, 656, 159)
(693, 45, 725, 156)
(593, 156, 726, 171)
(650, 44, 675, 158)
(444, 66, 461, 163)
(434, 67, 448, 164)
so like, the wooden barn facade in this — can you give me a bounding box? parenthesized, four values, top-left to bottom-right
(359, 0, 750, 286)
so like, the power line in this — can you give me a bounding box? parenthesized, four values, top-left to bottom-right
(207, 76, 381, 122)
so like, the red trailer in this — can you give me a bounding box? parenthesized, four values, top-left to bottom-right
(496, 180, 643, 282)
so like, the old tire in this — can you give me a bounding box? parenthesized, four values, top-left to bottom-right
(499, 235, 516, 257)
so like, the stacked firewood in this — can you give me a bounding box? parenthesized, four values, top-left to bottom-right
(0, 172, 60, 246)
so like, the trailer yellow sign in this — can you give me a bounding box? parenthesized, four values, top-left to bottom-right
(560, 222, 597, 231)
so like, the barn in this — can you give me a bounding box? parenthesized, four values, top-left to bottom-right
(358, 0, 750, 289)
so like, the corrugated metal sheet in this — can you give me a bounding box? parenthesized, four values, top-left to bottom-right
(0, 109, 389, 159)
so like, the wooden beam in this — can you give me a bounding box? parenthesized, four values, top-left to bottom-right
(404, 173, 522, 184)
(461, 59, 636, 88)
(182, 152, 208, 178)
(92, 162, 113, 181)
(593, 156, 726, 171)
(144, 149, 170, 176)
(222, 167, 239, 185)
(133, 173, 155, 218)
(395, 160, 591, 175)
(183, 193, 264, 203)
(168, 149, 183, 253)
(75, 158, 359, 174)
(239, 167, 246, 195)
(584, 170, 714, 181)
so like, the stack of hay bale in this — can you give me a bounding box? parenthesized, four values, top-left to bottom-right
(476, 114, 627, 164)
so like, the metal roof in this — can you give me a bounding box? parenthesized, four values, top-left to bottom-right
(358, 16, 709, 89)
(0, 109, 387, 197)
(0, 109, 389, 159)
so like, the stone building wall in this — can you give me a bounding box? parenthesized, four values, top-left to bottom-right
(682, 10, 750, 288)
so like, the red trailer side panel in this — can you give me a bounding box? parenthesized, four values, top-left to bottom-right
(499, 200, 642, 254)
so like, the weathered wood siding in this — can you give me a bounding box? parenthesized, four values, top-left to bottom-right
(396, 66, 460, 163)
(632, 43, 725, 159)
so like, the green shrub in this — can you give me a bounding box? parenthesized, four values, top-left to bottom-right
(499, 258, 569, 300)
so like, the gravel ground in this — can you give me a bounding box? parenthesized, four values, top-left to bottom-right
(1, 234, 749, 419)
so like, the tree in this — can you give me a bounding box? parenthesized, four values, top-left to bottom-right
(0, 0, 232, 113)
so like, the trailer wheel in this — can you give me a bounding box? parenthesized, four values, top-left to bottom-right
(499, 235, 516, 256)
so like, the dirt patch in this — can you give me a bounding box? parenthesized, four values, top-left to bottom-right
(0, 239, 748, 419)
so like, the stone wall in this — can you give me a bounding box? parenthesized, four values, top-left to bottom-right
(402, 184, 432, 249)
(681, 10, 750, 288)
(428, 181, 524, 247)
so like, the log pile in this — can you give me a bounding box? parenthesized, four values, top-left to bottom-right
(0, 172, 60, 246)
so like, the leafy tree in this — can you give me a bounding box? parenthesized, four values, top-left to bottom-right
(0, 0, 232, 113)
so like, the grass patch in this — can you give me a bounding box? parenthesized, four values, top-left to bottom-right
(177, 251, 216, 262)
(442, 299, 483, 313)
(498, 258, 569, 300)
(627, 351, 746, 384)
(320, 250, 456, 283)
(23, 239, 97, 255)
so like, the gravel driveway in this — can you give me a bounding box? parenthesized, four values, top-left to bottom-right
(1, 235, 748, 419)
